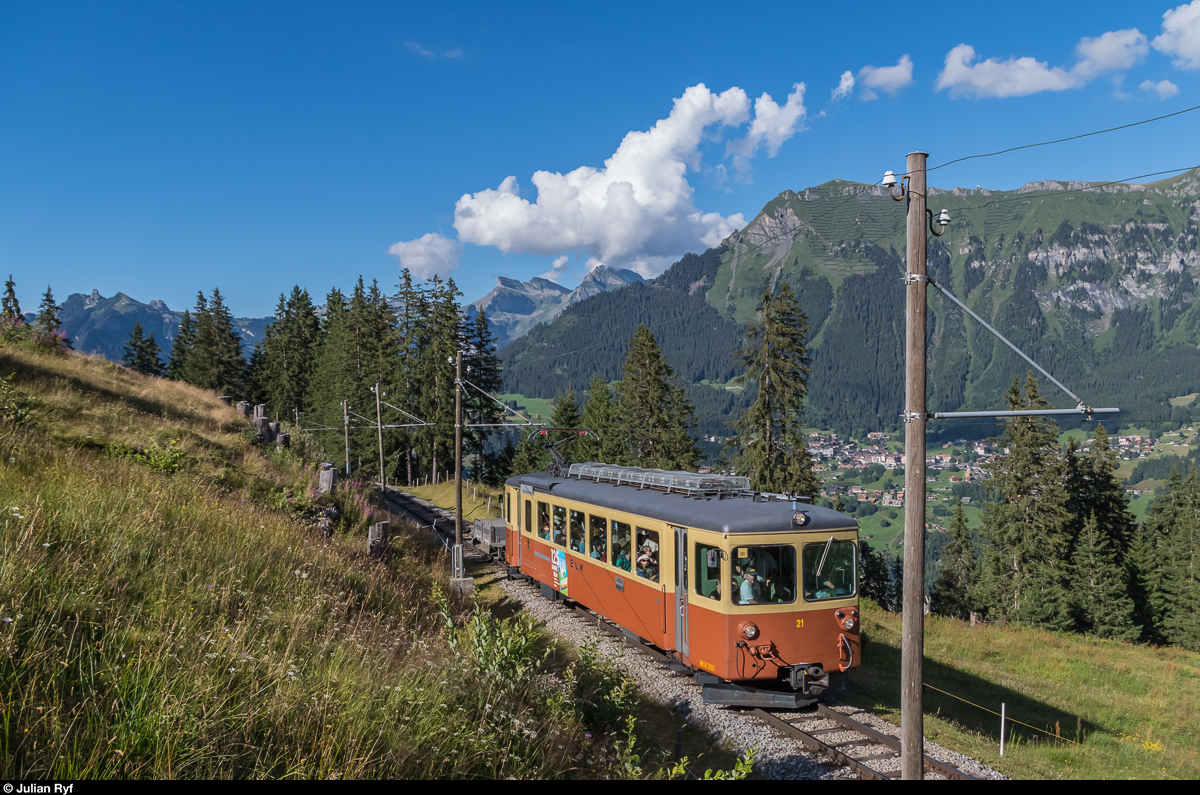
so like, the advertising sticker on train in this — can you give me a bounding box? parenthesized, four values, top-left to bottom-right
(552, 549, 568, 596)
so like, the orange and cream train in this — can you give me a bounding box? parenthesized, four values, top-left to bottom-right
(504, 463, 861, 708)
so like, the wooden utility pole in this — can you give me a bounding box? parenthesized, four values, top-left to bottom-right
(342, 400, 350, 475)
(450, 349, 472, 592)
(374, 383, 385, 491)
(902, 150, 928, 780)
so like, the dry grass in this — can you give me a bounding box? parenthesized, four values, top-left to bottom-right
(0, 348, 639, 779)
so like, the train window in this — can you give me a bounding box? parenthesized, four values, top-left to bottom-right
(802, 540, 857, 602)
(635, 527, 660, 582)
(694, 543, 722, 601)
(569, 510, 585, 553)
(537, 502, 550, 541)
(552, 506, 567, 547)
(524, 499, 531, 534)
(507, 492, 511, 524)
(588, 516, 608, 562)
(611, 521, 632, 572)
(732, 545, 796, 604)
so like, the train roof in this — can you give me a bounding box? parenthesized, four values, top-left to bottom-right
(506, 469, 858, 535)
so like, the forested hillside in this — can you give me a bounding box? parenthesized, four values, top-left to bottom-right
(500, 253, 753, 436)
(505, 168, 1200, 437)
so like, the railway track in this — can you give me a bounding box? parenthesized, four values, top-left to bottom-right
(380, 486, 979, 780)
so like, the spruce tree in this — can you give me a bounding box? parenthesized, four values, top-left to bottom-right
(614, 324, 700, 471)
(259, 286, 322, 422)
(35, 286, 66, 342)
(391, 269, 429, 486)
(887, 555, 904, 613)
(931, 499, 978, 620)
(575, 374, 624, 464)
(1159, 468, 1200, 650)
(463, 308, 505, 484)
(1, 275, 22, 324)
(858, 540, 891, 608)
(168, 310, 195, 381)
(728, 282, 819, 498)
(1071, 513, 1140, 640)
(975, 374, 1075, 631)
(1133, 467, 1185, 643)
(123, 320, 148, 372)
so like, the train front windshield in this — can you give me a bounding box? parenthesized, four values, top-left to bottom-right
(802, 540, 857, 601)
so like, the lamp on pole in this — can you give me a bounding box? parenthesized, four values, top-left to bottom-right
(884, 155, 950, 780)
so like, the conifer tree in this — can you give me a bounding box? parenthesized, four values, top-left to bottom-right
(858, 540, 891, 607)
(463, 309, 505, 484)
(728, 282, 819, 498)
(575, 375, 624, 464)
(614, 324, 700, 471)
(1071, 513, 1140, 640)
(975, 374, 1074, 631)
(122, 321, 165, 376)
(35, 286, 64, 337)
(887, 555, 904, 613)
(123, 320, 148, 371)
(183, 289, 245, 395)
(1, 275, 22, 324)
(258, 286, 322, 421)
(390, 269, 429, 486)
(1132, 467, 1185, 643)
(168, 310, 195, 381)
(931, 499, 978, 620)
(549, 389, 584, 469)
(1159, 468, 1200, 650)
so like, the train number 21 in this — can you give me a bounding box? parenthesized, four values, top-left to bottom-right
(795, 619, 804, 628)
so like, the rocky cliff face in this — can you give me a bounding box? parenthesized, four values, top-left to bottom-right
(705, 166, 1200, 430)
(469, 266, 642, 349)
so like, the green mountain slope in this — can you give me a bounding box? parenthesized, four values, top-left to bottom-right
(504, 168, 1200, 438)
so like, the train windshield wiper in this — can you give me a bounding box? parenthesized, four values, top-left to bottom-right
(815, 536, 834, 580)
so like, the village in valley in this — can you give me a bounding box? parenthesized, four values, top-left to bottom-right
(698, 421, 1198, 557)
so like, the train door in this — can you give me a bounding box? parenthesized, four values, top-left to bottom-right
(673, 526, 688, 658)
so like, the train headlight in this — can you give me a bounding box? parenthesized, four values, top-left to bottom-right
(836, 609, 855, 630)
(739, 622, 759, 641)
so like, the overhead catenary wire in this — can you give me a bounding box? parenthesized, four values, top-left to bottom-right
(925, 102, 1200, 175)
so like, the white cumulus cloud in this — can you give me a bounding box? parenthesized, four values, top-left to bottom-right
(830, 57, 913, 102)
(1140, 78, 1180, 97)
(1154, 0, 1200, 68)
(858, 55, 915, 100)
(936, 43, 1077, 98)
(1074, 29, 1149, 79)
(538, 255, 571, 282)
(451, 83, 788, 278)
(831, 70, 855, 101)
(387, 232, 462, 279)
(726, 83, 806, 171)
(936, 26, 1153, 100)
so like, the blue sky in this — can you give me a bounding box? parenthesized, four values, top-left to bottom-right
(2, 0, 1199, 318)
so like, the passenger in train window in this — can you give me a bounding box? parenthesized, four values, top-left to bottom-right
(570, 510, 585, 552)
(589, 516, 608, 562)
(739, 568, 763, 604)
(612, 522, 632, 571)
(636, 544, 659, 582)
(553, 506, 567, 546)
(538, 502, 550, 540)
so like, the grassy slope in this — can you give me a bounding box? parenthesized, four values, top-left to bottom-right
(0, 347, 686, 780)
(408, 474, 1200, 780)
(849, 600, 1200, 780)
